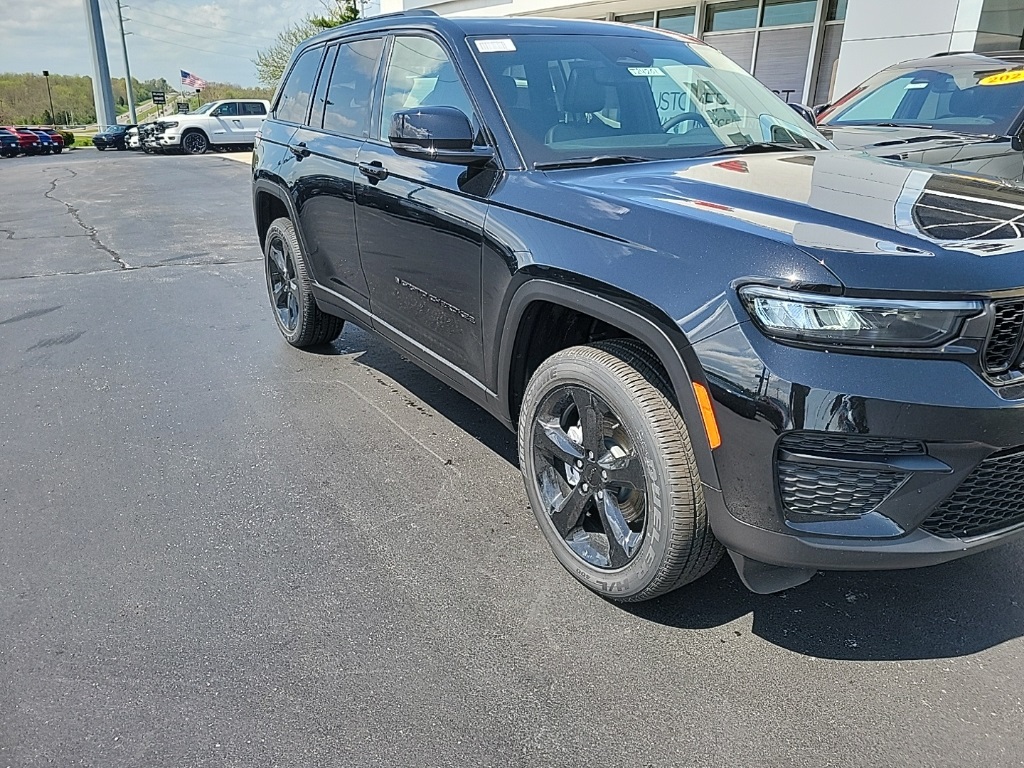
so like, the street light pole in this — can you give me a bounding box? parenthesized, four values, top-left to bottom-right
(42, 70, 56, 126)
(115, 0, 137, 124)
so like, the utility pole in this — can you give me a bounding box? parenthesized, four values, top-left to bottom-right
(42, 71, 56, 125)
(115, 0, 137, 124)
(83, 0, 116, 127)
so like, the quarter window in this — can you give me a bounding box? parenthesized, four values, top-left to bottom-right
(379, 36, 477, 142)
(323, 38, 384, 137)
(276, 46, 325, 124)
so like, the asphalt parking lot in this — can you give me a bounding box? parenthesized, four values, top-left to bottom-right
(1, 149, 1023, 767)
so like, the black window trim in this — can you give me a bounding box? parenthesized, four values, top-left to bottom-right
(272, 44, 328, 127)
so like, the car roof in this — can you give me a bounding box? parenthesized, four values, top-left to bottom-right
(301, 11, 692, 49)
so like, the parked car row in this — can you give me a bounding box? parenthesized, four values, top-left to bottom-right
(0, 126, 65, 157)
(100, 100, 272, 156)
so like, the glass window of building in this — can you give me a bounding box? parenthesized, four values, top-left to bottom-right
(616, 12, 656, 25)
(658, 8, 697, 34)
(705, 0, 759, 32)
(827, 0, 848, 20)
(761, 0, 818, 26)
(975, 0, 1024, 51)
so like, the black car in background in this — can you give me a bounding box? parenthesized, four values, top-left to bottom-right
(0, 128, 20, 157)
(92, 124, 133, 150)
(254, 13, 1024, 602)
(817, 51, 1024, 181)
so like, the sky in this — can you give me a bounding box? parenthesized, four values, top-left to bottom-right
(0, 0, 379, 87)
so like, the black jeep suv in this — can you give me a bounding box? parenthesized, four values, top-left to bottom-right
(253, 12, 1024, 602)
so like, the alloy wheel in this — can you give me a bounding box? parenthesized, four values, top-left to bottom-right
(267, 235, 300, 332)
(531, 385, 648, 569)
(183, 133, 207, 154)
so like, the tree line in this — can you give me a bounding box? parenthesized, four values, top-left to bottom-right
(0, 72, 272, 125)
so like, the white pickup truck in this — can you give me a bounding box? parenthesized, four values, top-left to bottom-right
(156, 99, 270, 154)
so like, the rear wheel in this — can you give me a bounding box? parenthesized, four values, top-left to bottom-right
(182, 130, 208, 155)
(264, 217, 344, 348)
(518, 340, 723, 602)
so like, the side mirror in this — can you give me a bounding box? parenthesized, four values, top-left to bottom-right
(388, 106, 493, 165)
(813, 103, 831, 119)
(788, 102, 817, 126)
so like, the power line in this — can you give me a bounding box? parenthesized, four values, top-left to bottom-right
(130, 0, 289, 31)
(128, 5, 277, 42)
(129, 29, 257, 60)
(126, 18, 265, 52)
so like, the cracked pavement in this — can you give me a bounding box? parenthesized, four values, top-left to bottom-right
(2, 151, 1024, 767)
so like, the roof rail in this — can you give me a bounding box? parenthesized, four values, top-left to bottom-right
(929, 50, 975, 57)
(363, 9, 438, 21)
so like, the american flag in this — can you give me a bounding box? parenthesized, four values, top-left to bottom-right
(180, 70, 207, 89)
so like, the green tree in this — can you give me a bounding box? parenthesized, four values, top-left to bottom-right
(253, 0, 359, 87)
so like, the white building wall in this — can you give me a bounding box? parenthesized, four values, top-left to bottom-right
(832, 0, 985, 97)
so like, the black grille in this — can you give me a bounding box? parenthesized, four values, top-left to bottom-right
(921, 449, 1024, 538)
(984, 301, 1024, 374)
(779, 432, 925, 457)
(778, 461, 908, 517)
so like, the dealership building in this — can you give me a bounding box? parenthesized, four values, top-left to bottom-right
(375, 0, 1024, 106)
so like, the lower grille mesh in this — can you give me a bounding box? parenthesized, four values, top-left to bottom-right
(778, 461, 907, 517)
(922, 449, 1024, 538)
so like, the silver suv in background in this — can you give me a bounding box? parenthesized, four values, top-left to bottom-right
(156, 99, 270, 154)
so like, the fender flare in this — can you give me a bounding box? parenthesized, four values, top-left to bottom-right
(495, 278, 721, 490)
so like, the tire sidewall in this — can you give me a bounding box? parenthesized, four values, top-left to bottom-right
(263, 219, 308, 345)
(519, 356, 683, 600)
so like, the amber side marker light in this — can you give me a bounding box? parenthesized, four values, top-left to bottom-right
(692, 382, 722, 450)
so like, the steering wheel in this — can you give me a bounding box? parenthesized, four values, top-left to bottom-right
(662, 111, 710, 132)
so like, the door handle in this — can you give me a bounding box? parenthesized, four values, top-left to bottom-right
(358, 161, 388, 182)
(289, 142, 310, 159)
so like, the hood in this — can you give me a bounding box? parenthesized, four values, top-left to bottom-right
(544, 150, 1024, 294)
(819, 124, 1011, 160)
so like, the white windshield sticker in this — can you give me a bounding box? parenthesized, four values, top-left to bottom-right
(904, 82, 928, 89)
(629, 67, 666, 77)
(475, 39, 516, 53)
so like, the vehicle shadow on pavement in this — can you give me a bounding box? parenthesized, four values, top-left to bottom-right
(328, 328, 1024, 662)
(325, 325, 520, 465)
(626, 547, 1024, 661)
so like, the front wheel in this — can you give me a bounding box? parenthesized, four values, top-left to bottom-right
(518, 340, 723, 602)
(181, 130, 208, 155)
(263, 217, 344, 348)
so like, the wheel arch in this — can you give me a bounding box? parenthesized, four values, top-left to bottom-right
(496, 278, 721, 489)
(253, 179, 296, 251)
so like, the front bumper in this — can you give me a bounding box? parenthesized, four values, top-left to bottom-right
(157, 134, 178, 146)
(694, 319, 1024, 574)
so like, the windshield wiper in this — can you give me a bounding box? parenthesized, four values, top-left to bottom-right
(701, 142, 805, 157)
(862, 122, 934, 129)
(534, 155, 649, 171)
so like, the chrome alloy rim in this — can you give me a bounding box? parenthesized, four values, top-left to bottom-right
(531, 385, 648, 569)
(267, 235, 299, 332)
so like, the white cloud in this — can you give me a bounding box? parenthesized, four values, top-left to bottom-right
(0, 0, 363, 86)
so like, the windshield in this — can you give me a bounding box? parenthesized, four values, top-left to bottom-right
(470, 33, 828, 166)
(191, 102, 216, 115)
(820, 65, 1024, 136)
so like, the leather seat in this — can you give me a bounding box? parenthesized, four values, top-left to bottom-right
(545, 67, 619, 144)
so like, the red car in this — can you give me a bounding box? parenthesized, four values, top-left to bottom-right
(1, 127, 41, 154)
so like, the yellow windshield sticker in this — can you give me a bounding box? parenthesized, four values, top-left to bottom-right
(979, 70, 1024, 86)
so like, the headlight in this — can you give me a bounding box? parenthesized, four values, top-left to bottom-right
(162, 121, 178, 129)
(738, 286, 982, 347)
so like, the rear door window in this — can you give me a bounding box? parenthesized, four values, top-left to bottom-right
(323, 37, 384, 137)
(275, 46, 326, 124)
(242, 102, 267, 116)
